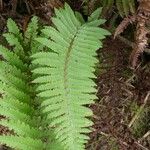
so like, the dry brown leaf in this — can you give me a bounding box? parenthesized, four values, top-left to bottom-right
(114, 0, 150, 69)
(114, 15, 136, 39)
(130, 0, 150, 68)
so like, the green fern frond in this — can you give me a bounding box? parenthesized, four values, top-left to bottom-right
(0, 68, 29, 92)
(0, 119, 44, 139)
(0, 61, 26, 80)
(0, 106, 32, 125)
(5, 19, 26, 58)
(116, 0, 124, 17)
(83, 0, 136, 18)
(7, 18, 23, 40)
(0, 17, 46, 150)
(0, 3, 110, 150)
(32, 3, 110, 150)
(101, 0, 136, 17)
(0, 97, 33, 114)
(0, 136, 44, 150)
(116, 0, 136, 17)
(0, 45, 27, 71)
(3, 33, 22, 49)
(122, 0, 130, 17)
(25, 16, 39, 41)
(88, 7, 102, 21)
(0, 84, 30, 104)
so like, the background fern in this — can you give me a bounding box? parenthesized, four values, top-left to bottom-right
(0, 17, 47, 150)
(103, 0, 136, 17)
(82, 0, 136, 17)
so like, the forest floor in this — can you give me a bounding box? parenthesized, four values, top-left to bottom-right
(0, 1, 150, 150)
(87, 38, 150, 150)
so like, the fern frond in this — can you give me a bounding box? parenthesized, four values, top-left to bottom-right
(116, 0, 124, 17)
(0, 70, 29, 93)
(0, 45, 27, 71)
(0, 98, 33, 115)
(116, 0, 136, 17)
(25, 16, 39, 43)
(128, 0, 135, 14)
(88, 7, 102, 21)
(32, 3, 110, 150)
(0, 17, 47, 150)
(0, 120, 44, 139)
(101, 0, 136, 17)
(0, 4, 110, 150)
(122, 0, 130, 16)
(0, 136, 44, 150)
(3, 33, 24, 56)
(0, 61, 26, 80)
(0, 83, 30, 103)
(7, 18, 23, 40)
(0, 106, 32, 125)
(3, 33, 22, 49)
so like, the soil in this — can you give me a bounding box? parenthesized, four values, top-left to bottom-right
(0, 1, 150, 150)
(86, 38, 150, 150)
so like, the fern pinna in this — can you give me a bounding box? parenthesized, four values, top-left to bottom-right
(0, 3, 110, 150)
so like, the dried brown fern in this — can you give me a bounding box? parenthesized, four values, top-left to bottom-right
(130, 0, 150, 68)
(114, 15, 136, 39)
(46, 0, 63, 9)
(114, 0, 150, 69)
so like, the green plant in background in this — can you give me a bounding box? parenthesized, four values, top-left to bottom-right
(82, 0, 101, 15)
(130, 102, 150, 138)
(82, 0, 136, 17)
(109, 137, 119, 150)
(102, 0, 136, 17)
(0, 3, 110, 150)
(0, 16, 47, 150)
